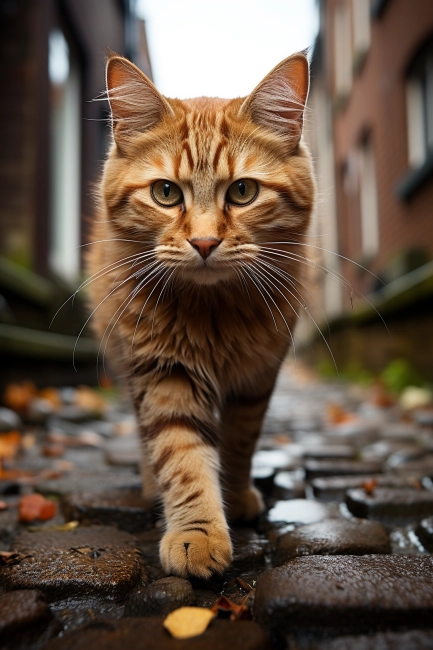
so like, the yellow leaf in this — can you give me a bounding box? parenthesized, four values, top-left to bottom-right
(163, 607, 215, 639)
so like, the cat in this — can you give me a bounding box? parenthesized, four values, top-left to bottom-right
(86, 51, 315, 578)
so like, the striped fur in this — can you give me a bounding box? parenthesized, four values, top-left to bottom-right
(86, 52, 315, 578)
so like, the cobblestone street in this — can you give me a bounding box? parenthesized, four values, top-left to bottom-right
(0, 363, 433, 649)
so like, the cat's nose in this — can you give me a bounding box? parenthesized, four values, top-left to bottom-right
(188, 238, 221, 260)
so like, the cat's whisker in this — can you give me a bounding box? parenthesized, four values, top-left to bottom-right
(263, 241, 385, 285)
(260, 248, 390, 335)
(248, 263, 297, 357)
(99, 261, 165, 377)
(150, 268, 176, 340)
(256, 256, 331, 336)
(241, 267, 278, 332)
(252, 259, 338, 373)
(131, 266, 173, 370)
(50, 250, 155, 328)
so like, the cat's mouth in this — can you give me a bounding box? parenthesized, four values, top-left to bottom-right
(155, 244, 254, 286)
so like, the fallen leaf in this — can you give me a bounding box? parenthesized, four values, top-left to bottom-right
(211, 595, 250, 620)
(361, 479, 378, 496)
(326, 403, 355, 425)
(0, 501, 8, 511)
(74, 386, 107, 415)
(38, 387, 62, 410)
(163, 607, 215, 639)
(3, 381, 37, 412)
(42, 444, 65, 458)
(18, 494, 57, 522)
(0, 431, 21, 459)
(0, 551, 29, 566)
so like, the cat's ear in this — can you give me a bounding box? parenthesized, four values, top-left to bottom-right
(239, 52, 309, 150)
(106, 55, 173, 144)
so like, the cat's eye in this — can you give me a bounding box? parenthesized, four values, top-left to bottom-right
(226, 179, 259, 206)
(151, 180, 183, 207)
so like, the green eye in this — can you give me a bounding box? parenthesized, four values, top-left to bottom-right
(226, 179, 259, 206)
(151, 180, 183, 207)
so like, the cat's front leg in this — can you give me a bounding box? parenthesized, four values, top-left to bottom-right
(221, 389, 274, 521)
(138, 367, 232, 579)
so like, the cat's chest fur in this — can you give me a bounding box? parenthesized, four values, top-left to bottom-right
(125, 283, 292, 394)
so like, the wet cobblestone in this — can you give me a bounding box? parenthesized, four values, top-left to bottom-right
(0, 363, 432, 648)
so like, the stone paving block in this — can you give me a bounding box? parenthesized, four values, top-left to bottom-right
(273, 471, 306, 499)
(231, 528, 266, 572)
(254, 556, 433, 638)
(311, 475, 423, 501)
(0, 506, 19, 546)
(310, 630, 433, 649)
(124, 576, 195, 616)
(267, 499, 339, 527)
(104, 436, 141, 468)
(301, 445, 355, 460)
(272, 519, 390, 566)
(345, 488, 433, 524)
(62, 489, 153, 532)
(390, 456, 433, 475)
(37, 471, 142, 497)
(0, 589, 60, 649)
(0, 589, 51, 634)
(13, 525, 138, 553)
(0, 546, 145, 601)
(252, 466, 275, 494)
(43, 618, 270, 650)
(390, 526, 430, 556)
(304, 460, 382, 480)
(416, 516, 433, 552)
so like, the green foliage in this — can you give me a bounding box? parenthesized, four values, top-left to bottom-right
(380, 359, 424, 394)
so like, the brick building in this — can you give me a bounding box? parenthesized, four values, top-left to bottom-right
(0, 0, 152, 387)
(304, 0, 433, 378)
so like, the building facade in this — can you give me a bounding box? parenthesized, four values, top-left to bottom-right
(305, 0, 433, 377)
(0, 0, 152, 387)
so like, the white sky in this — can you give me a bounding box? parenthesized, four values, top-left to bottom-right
(135, 0, 319, 99)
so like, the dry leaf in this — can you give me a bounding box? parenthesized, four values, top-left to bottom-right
(326, 403, 355, 425)
(18, 494, 57, 522)
(74, 386, 107, 414)
(42, 444, 65, 458)
(3, 381, 37, 412)
(0, 551, 29, 566)
(0, 431, 21, 459)
(211, 595, 250, 620)
(361, 479, 378, 496)
(163, 607, 215, 639)
(0, 501, 8, 511)
(38, 387, 62, 410)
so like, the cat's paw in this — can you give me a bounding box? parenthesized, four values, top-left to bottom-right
(160, 527, 233, 579)
(226, 486, 265, 521)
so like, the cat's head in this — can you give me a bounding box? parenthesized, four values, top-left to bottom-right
(102, 53, 314, 286)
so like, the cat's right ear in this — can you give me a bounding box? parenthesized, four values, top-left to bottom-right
(106, 55, 173, 146)
(239, 52, 309, 151)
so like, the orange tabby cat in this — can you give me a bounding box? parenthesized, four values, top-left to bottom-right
(86, 52, 314, 578)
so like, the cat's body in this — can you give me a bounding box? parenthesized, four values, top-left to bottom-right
(87, 53, 315, 578)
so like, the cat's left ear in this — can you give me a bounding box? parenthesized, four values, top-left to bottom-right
(239, 52, 309, 150)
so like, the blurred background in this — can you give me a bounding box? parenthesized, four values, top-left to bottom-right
(0, 0, 432, 400)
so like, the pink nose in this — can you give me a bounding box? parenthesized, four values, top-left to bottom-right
(189, 238, 221, 260)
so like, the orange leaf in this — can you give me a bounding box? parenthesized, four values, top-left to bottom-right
(3, 382, 37, 412)
(18, 494, 57, 522)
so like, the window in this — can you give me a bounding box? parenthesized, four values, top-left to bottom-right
(49, 28, 81, 283)
(352, 0, 371, 58)
(359, 137, 379, 257)
(406, 39, 433, 168)
(334, 1, 352, 97)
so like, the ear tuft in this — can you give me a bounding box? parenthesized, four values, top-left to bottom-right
(240, 53, 309, 149)
(106, 55, 172, 142)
